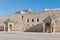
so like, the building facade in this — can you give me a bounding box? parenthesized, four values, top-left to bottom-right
(0, 8, 60, 33)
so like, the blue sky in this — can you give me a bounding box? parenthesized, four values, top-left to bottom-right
(0, 0, 60, 15)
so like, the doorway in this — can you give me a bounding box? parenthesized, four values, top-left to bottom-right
(9, 24, 12, 31)
(45, 22, 52, 33)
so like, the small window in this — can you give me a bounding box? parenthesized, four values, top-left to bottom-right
(22, 16, 23, 19)
(32, 19, 34, 22)
(27, 19, 29, 22)
(37, 19, 39, 22)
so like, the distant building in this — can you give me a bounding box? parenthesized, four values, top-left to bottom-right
(0, 8, 60, 33)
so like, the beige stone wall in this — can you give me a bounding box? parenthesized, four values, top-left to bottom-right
(0, 10, 60, 32)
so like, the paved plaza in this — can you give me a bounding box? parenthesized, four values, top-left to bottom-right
(0, 32, 60, 40)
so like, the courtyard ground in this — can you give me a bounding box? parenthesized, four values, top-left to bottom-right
(0, 32, 60, 40)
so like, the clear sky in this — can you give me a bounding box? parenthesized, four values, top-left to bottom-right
(0, 0, 60, 15)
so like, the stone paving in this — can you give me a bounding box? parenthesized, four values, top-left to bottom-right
(0, 32, 60, 40)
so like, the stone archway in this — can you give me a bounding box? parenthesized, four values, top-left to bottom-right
(9, 24, 12, 31)
(45, 22, 51, 33)
(4, 19, 14, 32)
(43, 16, 54, 33)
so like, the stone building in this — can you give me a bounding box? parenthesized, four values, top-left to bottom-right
(0, 8, 60, 33)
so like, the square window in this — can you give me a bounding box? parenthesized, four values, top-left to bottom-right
(32, 19, 34, 22)
(27, 19, 29, 22)
(37, 19, 39, 22)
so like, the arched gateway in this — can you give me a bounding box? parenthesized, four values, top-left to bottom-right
(43, 16, 54, 33)
(4, 19, 14, 32)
